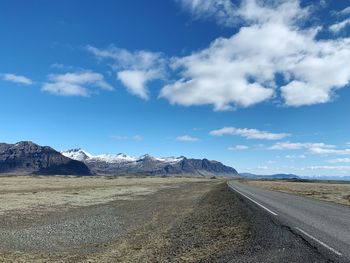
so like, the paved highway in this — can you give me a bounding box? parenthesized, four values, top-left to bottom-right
(228, 181, 350, 262)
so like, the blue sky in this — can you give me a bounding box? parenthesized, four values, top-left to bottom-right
(1, 0, 350, 177)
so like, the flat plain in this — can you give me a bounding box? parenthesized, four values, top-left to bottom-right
(242, 179, 350, 206)
(0, 176, 330, 263)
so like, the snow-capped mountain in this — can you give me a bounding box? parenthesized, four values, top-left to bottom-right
(61, 149, 181, 164)
(61, 148, 93, 162)
(61, 148, 238, 177)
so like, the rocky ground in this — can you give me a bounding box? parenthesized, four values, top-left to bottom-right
(0, 176, 329, 262)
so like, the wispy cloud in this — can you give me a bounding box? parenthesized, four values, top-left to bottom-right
(228, 145, 249, 150)
(176, 135, 200, 142)
(308, 166, 350, 171)
(87, 45, 166, 100)
(111, 135, 143, 141)
(328, 158, 350, 163)
(269, 142, 309, 150)
(270, 142, 350, 155)
(42, 71, 113, 96)
(329, 18, 350, 32)
(176, 0, 237, 27)
(339, 6, 350, 16)
(285, 154, 306, 159)
(210, 127, 289, 140)
(132, 135, 143, 141)
(2, 73, 33, 85)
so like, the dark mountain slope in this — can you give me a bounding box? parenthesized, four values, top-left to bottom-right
(0, 141, 91, 175)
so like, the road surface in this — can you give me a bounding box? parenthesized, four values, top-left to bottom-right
(228, 180, 350, 263)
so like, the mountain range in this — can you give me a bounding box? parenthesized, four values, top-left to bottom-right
(0, 141, 238, 177)
(61, 148, 238, 176)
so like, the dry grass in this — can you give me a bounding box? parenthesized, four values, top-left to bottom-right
(0, 176, 211, 216)
(243, 180, 350, 206)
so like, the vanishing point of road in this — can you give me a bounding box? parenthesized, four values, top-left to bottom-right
(228, 181, 350, 262)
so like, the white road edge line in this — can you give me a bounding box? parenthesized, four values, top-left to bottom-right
(295, 227, 342, 256)
(228, 182, 278, 216)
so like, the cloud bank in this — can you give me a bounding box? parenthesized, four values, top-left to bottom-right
(160, 0, 350, 110)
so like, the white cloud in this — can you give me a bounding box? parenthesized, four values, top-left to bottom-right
(176, 135, 200, 141)
(328, 158, 350, 164)
(329, 18, 350, 33)
(162, 0, 350, 110)
(117, 70, 160, 100)
(87, 45, 166, 100)
(210, 127, 289, 140)
(42, 71, 113, 96)
(228, 145, 249, 150)
(280, 81, 331, 107)
(2, 73, 33, 85)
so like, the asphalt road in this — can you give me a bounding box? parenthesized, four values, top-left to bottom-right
(228, 180, 350, 263)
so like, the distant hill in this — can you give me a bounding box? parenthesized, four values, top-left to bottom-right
(240, 173, 300, 179)
(0, 141, 91, 175)
(62, 148, 238, 177)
